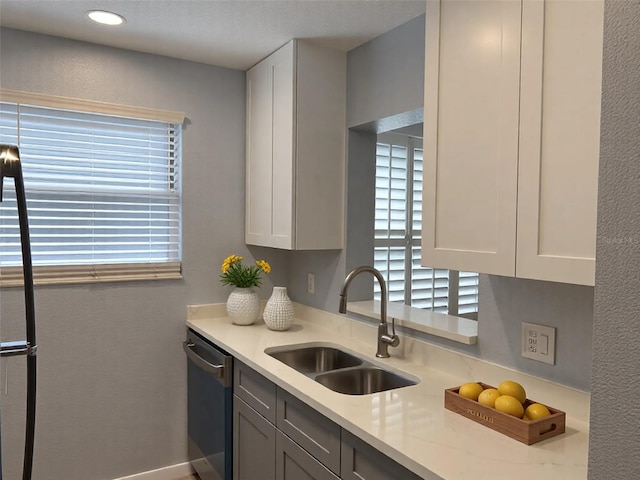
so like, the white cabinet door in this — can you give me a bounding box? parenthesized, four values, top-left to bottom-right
(246, 56, 279, 247)
(245, 42, 295, 249)
(516, 0, 604, 286)
(269, 42, 296, 249)
(422, 0, 522, 276)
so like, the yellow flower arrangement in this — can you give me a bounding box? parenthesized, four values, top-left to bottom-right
(220, 254, 271, 288)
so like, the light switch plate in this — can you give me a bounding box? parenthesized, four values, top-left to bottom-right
(521, 322, 556, 365)
(307, 273, 315, 294)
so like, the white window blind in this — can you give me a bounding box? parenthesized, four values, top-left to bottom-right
(0, 93, 183, 286)
(374, 133, 479, 318)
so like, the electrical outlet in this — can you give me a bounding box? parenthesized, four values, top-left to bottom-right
(307, 273, 315, 294)
(522, 322, 556, 365)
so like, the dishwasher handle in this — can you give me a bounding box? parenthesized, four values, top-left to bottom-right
(183, 340, 232, 387)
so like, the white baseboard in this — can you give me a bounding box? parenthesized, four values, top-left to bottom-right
(113, 462, 193, 480)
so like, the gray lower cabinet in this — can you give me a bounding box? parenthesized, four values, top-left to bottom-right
(341, 430, 423, 480)
(233, 395, 276, 480)
(277, 388, 341, 475)
(233, 361, 424, 480)
(234, 359, 277, 424)
(276, 430, 339, 480)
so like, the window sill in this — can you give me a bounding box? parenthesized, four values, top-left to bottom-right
(346, 300, 478, 345)
(0, 262, 182, 287)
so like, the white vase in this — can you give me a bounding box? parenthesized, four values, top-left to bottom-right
(263, 286, 294, 331)
(226, 287, 260, 325)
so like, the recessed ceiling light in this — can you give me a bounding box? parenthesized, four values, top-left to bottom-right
(87, 10, 126, 26)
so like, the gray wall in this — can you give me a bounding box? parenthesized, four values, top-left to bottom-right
(589, 1, 640, 478)
(477, 276, 593, 390)
(0, 28, 288, 480)
(347, 14, 425, 128)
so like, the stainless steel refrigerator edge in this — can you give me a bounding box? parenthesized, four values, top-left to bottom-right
(0, 145, 38, 480)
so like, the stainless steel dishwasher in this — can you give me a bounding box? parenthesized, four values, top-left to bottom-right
(184, 329, 233, 480)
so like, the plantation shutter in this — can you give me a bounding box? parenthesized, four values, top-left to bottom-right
(374, 141, 408, 302)
(374, 134, 479, 317)
(0, 91, 183, 285)
(458, 271, 480, 315)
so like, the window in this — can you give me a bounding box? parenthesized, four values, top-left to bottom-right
(0, 90, 184, 285)
(374, 132, 479, 318)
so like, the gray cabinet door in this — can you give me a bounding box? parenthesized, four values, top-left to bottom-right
(275, 430, 339, 480)
(234, 361, 277, 423)
(276, 388, 341, 475)
(341, 430, 423, 480)
(233, 395, 276, 480)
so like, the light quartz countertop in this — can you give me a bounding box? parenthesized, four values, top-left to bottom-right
(186, 303, 590, 480)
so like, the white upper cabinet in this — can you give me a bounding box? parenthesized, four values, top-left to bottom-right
(245, 40, 346, 250)
(422, 0, 604, 286)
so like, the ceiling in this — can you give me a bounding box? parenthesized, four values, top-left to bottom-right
(0, 0, 426, 70)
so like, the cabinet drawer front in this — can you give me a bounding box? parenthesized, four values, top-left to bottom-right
(341, 431, 422, 480)
(234, 361, 277, 423)
(276, 388, 341, 475)
(234, 395, 276, 480)
(275, 430, 339, 480)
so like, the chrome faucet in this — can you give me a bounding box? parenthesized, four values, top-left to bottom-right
(339, 266, 400, 358)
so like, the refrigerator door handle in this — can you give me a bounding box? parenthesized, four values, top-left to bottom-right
(1, 144, 37, 480)
(0, 341, 37, 357)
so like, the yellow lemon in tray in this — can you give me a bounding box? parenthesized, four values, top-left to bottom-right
(477, 388, 501, 408)
(497, 380, 527, 404)
(494, 395, 525, 418)
(458, 382, 484, 401)
(524, 403, 551, 421)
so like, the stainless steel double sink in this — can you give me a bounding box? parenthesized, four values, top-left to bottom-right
(264, 343, 418, 395)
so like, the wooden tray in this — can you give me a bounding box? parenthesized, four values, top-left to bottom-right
(444, 382, 566, 445)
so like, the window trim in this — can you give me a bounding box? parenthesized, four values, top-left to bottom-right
(0, 262, 182, 287)
(0, 89, 185, 124)
(0, 89, 184, 287)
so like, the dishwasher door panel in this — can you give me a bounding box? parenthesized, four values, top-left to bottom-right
(186, 330, 233, 480)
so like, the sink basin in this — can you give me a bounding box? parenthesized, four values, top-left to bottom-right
(266, 343, 419, 395)
(315, 367, 417, 395)
(267, 346, 362, 374)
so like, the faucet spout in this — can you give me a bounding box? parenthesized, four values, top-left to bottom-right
(339, 266, 399, 358)
(338, 294, 348, 314)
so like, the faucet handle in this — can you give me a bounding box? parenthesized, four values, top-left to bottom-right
(376, 323, 400, 358)
(381, 333, 400, 348)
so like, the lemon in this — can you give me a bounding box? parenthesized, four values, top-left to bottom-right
(524, 403, 551, 421)
(458, 382, 484, 401)
(497, 380, 527, 404)
(494, 395, 525, 418)
(477, 388, 501, 408)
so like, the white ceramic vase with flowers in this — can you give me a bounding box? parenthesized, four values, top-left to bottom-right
(220, 254, 270, 325)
